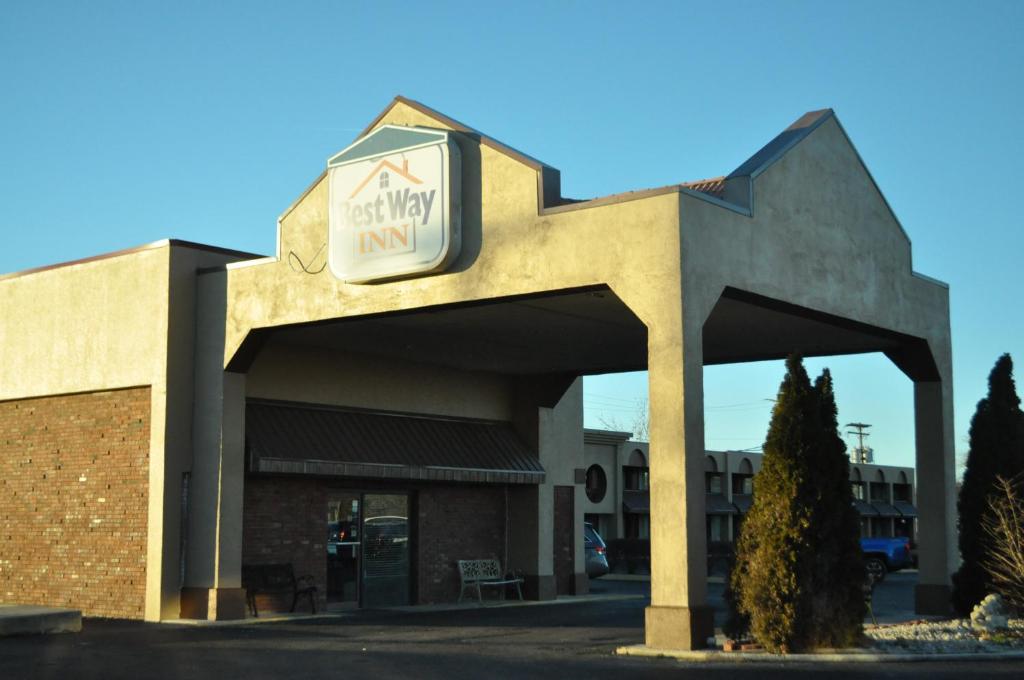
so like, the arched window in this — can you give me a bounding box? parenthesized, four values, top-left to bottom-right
(850, 467, 865, 500)
(623, 450, 649, 491)
(894, 470, 913, 502)
(379, 171, 390, 188)
(870, 469, 889, 503)
(733, 458, 754, 495)
(585, 464, 607, 503)
(705, 456, 722, 494)
(628, 449, 647, 468)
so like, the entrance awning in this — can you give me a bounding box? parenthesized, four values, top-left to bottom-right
(732, 494, 753, 514)
(246, 400, 545, 484)
(894, 500, 918, 518)
(622, 490, 650, 514)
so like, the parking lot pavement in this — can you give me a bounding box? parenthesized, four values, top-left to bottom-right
(590, 570, 921, 626)
(2, 571, 1014, 680)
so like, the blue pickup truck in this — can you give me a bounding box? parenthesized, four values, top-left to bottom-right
(860, 537, 914, 581)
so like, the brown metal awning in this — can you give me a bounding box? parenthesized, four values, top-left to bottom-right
(894, 500, 917, 518)
(246, 400, 545, 484)
(706, 494, 738, 515)
(622, 490, 649, 514)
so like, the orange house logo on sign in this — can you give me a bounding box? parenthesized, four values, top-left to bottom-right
(327, 125, 462, 283)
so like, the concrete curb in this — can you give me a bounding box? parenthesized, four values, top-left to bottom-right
(616, 643, 1024, 663)
(600, 574, 725, 584)
(166, 593, 646, 628)
(0, 605, 82, 637)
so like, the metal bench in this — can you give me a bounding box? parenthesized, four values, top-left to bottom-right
(241, 563, 317, 617)
(863, 570, 882, 625)
(457, 559, 523, 603)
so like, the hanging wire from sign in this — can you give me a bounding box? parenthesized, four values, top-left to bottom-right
(288, 243, 327, 274)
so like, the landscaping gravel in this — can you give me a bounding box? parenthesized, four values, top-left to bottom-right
(865, 618, 1024, 654)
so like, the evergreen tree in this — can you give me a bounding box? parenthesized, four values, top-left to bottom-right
(728, 357, 864, 652)
(806, 369, 865, 646)
(952, 354, 1024, 614)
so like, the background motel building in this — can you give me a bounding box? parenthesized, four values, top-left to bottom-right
(0, 96, 955, 651)
(582, 430, 918, 550)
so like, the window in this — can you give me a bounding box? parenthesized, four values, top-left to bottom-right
(706, 515, 725, 543)
(585, 464, 607, 503)
(869, 482, 890, 503)
(624, 513, 650, 539)
(851, 482, 865, 500)
(379, 172, 390, 188)
(893, 483, 912, 502)
(733, 458, 754, 495)
(894, 518, 913, 540)
(871, 517, 893, 538)
(704, 456, 722, 494)
(624, 466, 649, 491)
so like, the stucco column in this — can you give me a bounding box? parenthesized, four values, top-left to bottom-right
(644, 321, 713, 650)
(509, 376, 581, 599)
(913, 375, 958, 615)
(180, 270, 247, 620)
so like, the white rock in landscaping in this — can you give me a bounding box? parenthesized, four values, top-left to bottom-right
(971, 593, 1009, 632)
(864, 617, 1023, 655)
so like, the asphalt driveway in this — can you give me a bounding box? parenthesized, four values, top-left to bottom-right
(1, 572, 1016, 680)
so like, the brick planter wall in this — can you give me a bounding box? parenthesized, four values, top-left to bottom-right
(0, 387, 151, 619)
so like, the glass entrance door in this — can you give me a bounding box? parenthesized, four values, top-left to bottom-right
(326, 493, 361, 609)
(360, 493, 410, 608)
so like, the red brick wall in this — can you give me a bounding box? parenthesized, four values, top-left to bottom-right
(417, 485, 506, 603)
(242, 478, 508, 608)
(0, 387, 150, 619)
(242, 477, 328, 613)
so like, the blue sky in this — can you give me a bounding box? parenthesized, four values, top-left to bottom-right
(2, 1, 1021, 468)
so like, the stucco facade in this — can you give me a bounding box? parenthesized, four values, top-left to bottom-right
(0, 97, 954, 651)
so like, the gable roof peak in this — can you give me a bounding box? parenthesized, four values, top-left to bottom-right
(362, 95, 554, 172)
(727, 108, 835, 180)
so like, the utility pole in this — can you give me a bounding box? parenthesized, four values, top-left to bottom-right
(845, 422, 871, 462)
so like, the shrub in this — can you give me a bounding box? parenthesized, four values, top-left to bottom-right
(981, 474, 1024, 613)
(953, 354, 1024, 614)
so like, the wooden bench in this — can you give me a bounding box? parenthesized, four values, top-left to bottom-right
(241, 563, 317, 617)
(457, 559, 523, 603)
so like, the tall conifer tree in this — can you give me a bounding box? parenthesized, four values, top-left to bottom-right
(729, 357, 864, 652)
(806, 369, 865, 645)
(952, 354, 1024, 613)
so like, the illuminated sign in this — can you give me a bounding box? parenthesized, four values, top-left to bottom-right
(327, 125, 461, 283)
